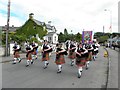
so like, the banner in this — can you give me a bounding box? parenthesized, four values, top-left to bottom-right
(82, 31, 92, 43)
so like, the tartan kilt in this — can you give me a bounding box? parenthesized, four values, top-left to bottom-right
(42, 53, 49, 61)
(68, 51, 76, 59)
(32, 50, 37, 55)
(14, 51, 20, 58)
(76, 57, 86, 66)
(86, 52, 92, 61)
(26, 53, 32, 60)
(55, 55, 65, 65)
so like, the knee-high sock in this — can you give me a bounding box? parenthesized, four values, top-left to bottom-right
(78, 67, 82, 75)
(44, 61, 48, 66)
(13, 58, 17, 63)
(58, 65, 62, 71)
(86, 61, 90, 67)
(27, 60, 30, 65)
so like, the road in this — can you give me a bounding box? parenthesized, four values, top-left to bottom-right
(1, 46, 117, 88)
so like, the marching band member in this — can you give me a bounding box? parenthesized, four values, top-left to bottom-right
(84, 41, 93, 70)
(41, 40, 52, 69)
(55, 43, 67, 73)
(12, 42, 22, 64)
(31, 41, 38, 64)
(26, 44, 33, 67)
(92, 41, 99, 61)
(68, 41, 76, 66)
(75, 42, 88, 78)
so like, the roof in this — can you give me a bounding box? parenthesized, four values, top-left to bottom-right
(46, 32, 57, 36)
(1, 25, 19, 32)
(33, 19, 56, 32)
(33, 19, 45, 26)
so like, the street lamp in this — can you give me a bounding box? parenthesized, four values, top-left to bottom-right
(104, 9, 113, 48)
(104, 9, 112, 34)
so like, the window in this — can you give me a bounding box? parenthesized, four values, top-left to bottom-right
(54, 36, 56, 42)
(48, 37, 52, 42)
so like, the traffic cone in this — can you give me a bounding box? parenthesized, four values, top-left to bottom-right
(104, 51, 108, 57)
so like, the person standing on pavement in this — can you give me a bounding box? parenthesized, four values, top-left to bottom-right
(12, 42, 22, 64)
(75, 42, 88, 78)
(55, 43, 67, 73)
(41, 40, 52, 69)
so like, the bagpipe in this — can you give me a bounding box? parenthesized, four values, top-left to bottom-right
(43, 45, 53, 53)
(26, 46, 33, 57)
(56, 48, 68, 59)
(76, 48, 88, 58)
(13, 45, 21, 51)
(70, 44, 76, 52)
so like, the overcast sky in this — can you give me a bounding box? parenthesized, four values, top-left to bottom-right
(0, 0, 119, 34)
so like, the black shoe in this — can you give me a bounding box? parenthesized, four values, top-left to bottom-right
(57, 71, 61, 73)
(46, 62, 49, 65)
(18, 59, 22, 63)
(12, 62, 16, 64)
(78, 73, 81, 78)
(43, 66, 47, 69)
(31, 61, 34, 64)
(26, 65, 29, 67)
(86, 67, 88, 70)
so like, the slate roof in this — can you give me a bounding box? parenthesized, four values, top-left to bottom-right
(33, 19, 45, 26)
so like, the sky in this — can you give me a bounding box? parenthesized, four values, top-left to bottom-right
(0, 0, 119, 34)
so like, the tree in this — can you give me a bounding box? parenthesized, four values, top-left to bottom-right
(58, 32, 65, 42)
(64, 28, 68, 35)
(75, 32, 82, 42)
(98, 35, 109, 43)
(94, 32, 104, 39)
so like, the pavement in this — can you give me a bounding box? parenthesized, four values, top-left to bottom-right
(0, 46, 118, 88)
(106, 47, 119, 89)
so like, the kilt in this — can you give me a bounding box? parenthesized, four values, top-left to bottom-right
(42, 53, 49, 61)
(76, 57, 86, 66)
(14, 51, 20, 58)
(86, 52, 92, 61)
(68, 51, 76, 59)
(26, 52, 32, 60)
(32, 50, 37, 55)
(55, 55, 65, 65)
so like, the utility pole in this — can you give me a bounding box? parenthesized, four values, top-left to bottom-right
(103, 25, 105, 35)
(5, 0, 10, 56)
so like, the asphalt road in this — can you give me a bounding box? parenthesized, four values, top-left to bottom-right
(2, 47, 110, 88)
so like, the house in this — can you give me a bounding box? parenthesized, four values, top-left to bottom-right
(43, 32, 58, 44)
(0, 25, 19, 33)
(17, 13, 58, 43)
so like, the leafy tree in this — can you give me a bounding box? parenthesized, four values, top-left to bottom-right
(58, 32, 65, 42)
(98, 35, 109, 43)
(64, 28, 68, 35)
(75, 32, 82, 42)
(94, 32, 104, 39)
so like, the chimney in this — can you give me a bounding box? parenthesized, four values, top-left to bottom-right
(29, 13, 34, 19)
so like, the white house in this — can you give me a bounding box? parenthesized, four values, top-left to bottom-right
(43, 32, 58, 44)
